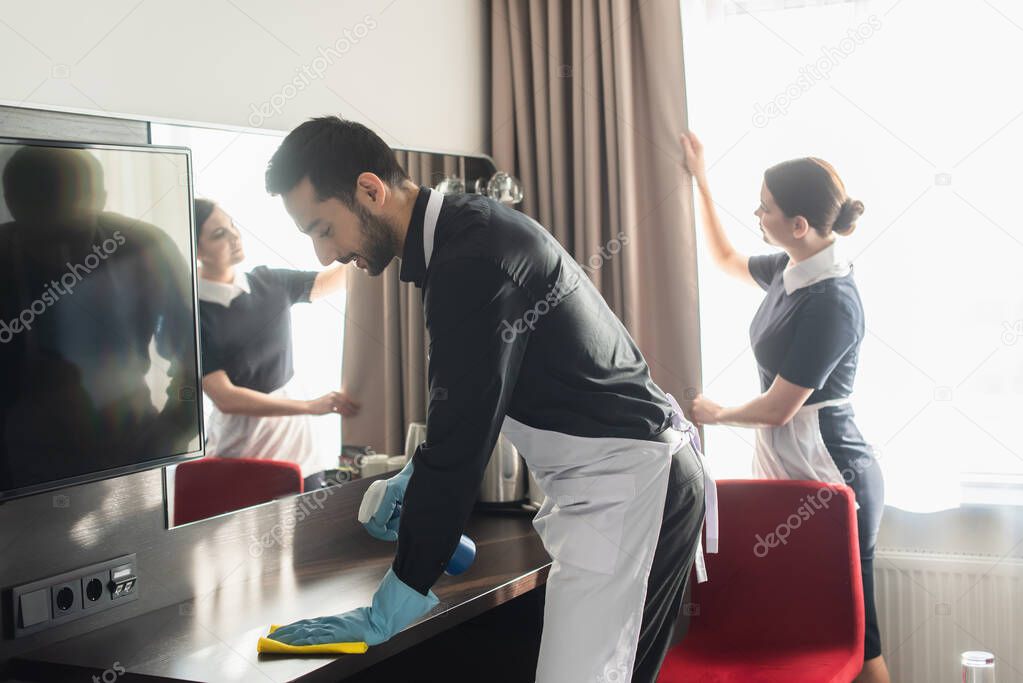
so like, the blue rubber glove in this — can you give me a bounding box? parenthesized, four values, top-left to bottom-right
(359, 459, 414, 541)
(267, 568, 439, 646)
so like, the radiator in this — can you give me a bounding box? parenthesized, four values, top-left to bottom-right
(874, 549, 1023, 683)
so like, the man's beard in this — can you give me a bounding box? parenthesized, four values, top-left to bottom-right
(354, 204, 399, 276)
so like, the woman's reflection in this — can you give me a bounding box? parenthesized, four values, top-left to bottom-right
(193, 198, 359, 493)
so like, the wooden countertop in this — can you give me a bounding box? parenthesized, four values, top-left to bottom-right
(11, 511, 550, 683)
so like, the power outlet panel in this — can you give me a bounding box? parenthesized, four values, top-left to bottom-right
(7, 554, 138, 638)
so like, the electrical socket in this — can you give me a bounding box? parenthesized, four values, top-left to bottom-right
(50, 579, 83, 619)
(82, 570, 111, 609)
(9, 554, 137, 638)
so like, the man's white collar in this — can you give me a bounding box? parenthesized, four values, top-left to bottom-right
(782, 242, 851, 295)
(198, 269, 251, 306)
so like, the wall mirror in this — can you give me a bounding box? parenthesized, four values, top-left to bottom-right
(157, 119, 497, 528)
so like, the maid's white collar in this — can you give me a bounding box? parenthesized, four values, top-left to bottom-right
(783, 242, 851, 295)
(197, 269, 251, 307)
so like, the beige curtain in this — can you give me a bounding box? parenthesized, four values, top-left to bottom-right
(491, 0, 702, 406)
(339, 151, 458, 454)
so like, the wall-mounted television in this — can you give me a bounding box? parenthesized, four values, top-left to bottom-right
(0, 138, 204, 502)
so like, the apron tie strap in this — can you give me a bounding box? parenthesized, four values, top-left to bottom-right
(667, 393, 718, 583)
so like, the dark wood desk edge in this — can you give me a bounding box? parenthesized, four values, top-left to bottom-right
(9, 563, 552, 683)
(295, 561, 551, 682)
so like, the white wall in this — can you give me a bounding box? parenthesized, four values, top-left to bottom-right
(0, 0, 489, 153)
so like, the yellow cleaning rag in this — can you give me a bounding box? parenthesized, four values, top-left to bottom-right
(257, 624, 369, 655)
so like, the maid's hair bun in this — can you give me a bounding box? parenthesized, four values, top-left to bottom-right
(833, 198, 864, 236)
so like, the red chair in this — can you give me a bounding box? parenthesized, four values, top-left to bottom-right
(659, 480, 864, 683)
(173, 457, 304, 526)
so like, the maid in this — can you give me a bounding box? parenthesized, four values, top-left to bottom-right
(681, 131, 888, 683)
(194, 198, 359, 490)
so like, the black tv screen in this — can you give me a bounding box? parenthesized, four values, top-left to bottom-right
(0, 138, 203, 501)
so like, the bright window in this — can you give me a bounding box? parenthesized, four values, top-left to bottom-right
(150, 123, 346, 461)
(681, 0, 1023, 509)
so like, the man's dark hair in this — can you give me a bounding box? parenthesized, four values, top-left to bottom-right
(265, 116, 409, 205)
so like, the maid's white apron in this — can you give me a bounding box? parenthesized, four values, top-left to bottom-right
(204, 378, 323, 478)
(753, 396, 851, 485)
(500, 416, 697, 683)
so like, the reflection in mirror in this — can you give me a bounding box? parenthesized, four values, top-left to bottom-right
(154, 122, 495, 527)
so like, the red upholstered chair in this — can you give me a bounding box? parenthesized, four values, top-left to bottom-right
(173, 457, 304, 526)
(658, 479, 864, 683)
